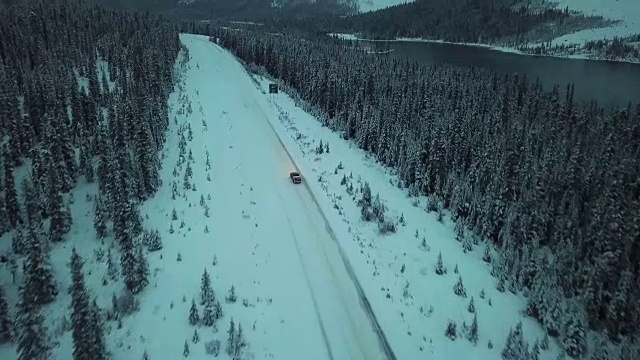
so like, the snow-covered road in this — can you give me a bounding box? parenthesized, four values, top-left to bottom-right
(180, 34, 391, 360)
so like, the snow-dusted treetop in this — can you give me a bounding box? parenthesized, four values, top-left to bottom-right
(356, 0, 413, 13)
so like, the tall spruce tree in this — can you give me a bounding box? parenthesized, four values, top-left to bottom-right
(94, 196, 107, 239)
(200, 268, 214, 306)
(16, 279, 49, 360)
(69, 249, 93, 360)
(0, 284, 13, 344)
(3, 147, 22, 227)
(23, 227, 57, 306)
(88, 299, 108, 360)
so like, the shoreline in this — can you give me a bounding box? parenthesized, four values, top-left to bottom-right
(328, 33, 640, 65)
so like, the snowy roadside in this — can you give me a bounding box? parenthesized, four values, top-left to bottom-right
(239, 68, 565, 359)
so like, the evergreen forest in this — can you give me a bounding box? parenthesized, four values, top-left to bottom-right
(210, 25, 640, 357)
(0, 0, 179, 357)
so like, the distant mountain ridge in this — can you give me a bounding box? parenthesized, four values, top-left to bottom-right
(168, 0, 357, 20)
(87, 0, 357, 19)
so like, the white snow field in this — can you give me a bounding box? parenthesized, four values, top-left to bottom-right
(549, 0, 640, 45)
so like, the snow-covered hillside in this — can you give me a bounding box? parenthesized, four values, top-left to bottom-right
(356, 0, 410, 13)
(549, 0, 640, 45)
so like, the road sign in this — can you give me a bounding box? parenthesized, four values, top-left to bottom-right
(269, 83, 278, 94)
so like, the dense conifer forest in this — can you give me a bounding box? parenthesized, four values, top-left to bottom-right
(0, 0, 179, 357)
(250, 0, 599, 45)
(210, 26, 640, 357)
(165, 0, 355, 22)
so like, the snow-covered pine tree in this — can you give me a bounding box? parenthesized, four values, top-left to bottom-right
(530, 340, 540, 360)
(11, 224, 27, 255)
(455, 222, 464, 242)
(454, 276, 467, 297)
(226, 318, 236, 356)
(445, 320, 457, 341)
(44, 144, 64, 219)
(467, 297, 475, 313)
(496, 274, 506, 293)
(183, 339, 189, 357)
(22, 175, 43, 226)
(88, 299, 108, 360)
(563, 314, 587, 358)
(0, 284, 13, 344)
(502, 322, 529, 360)
(202, 301, 215, 327)
(435, 251, 446, 275)
(134, 242, 150, 291)
(16, 278, 50, 360)
(134, 105, 160, 200)
(371, 194, 385, 223)
(110, 292, 119, 321)
(188, 299, 200, 325)
(119, 228, 141, 294)
(49, 202, 72, 242)
(93, 197, 107, 239)
(226, 285, 237, 303)
(358, 181, 372, 221)
(232, 323, 247, 360)
(468, 313, 478, 345)
(540, 333, 549, 350)
(69, 249, 93, 360)
(23, 227, 57, 306)
(78, 145, 94, 183)
(200, 268, 214, 306)
(0, 193, 7, 237)
(501, 329, 515, 360)
(462, 236, 472, 252)
(3, 148, 22, 227)
(106, 248, 119, 281)
(213, 300, 223, 321)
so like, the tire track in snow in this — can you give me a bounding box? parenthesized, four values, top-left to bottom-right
(276, 191, 336, 360)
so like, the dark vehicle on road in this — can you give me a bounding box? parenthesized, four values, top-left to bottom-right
(290, 171, 302, 184)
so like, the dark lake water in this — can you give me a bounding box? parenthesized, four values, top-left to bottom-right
(361, 40, 640, 110)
